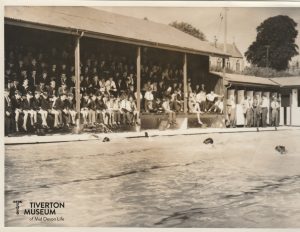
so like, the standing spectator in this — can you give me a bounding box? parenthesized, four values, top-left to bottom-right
(252, 95, 261, 128)
(261, 95, 269, 127)
(227, 95, 236, 128)
(271, 96, 280, 127)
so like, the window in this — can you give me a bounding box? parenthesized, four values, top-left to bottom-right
(217, 58, 222, 69)
(226, 60, 230, 69)
(236, 60, 240, 72)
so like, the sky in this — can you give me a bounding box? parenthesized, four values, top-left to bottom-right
(95, 6, 300, 65)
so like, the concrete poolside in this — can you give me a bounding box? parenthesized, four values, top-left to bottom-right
(5, 126, 300, 145)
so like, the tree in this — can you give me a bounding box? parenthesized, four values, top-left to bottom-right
(169, 21, 207, 41)
(245, 15, 298, 71)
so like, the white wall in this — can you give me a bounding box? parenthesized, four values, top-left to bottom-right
(291, 89, 300, 126)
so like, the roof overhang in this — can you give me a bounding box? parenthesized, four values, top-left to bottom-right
(4, 7, 230, 58)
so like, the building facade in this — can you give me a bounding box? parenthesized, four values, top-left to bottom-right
(210, 43, 244, 73)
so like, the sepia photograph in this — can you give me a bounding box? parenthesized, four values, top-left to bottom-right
(2, 1, 300, 230)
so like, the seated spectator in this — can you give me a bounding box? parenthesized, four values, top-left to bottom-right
(206, 91, 221, 110)
(120, 95, 132, 124)
(20, 78, 32, 96)
(105, 96, 114, 126)
(52, 93, 68, 128)
(144, 87, 154, 112)
(96, 93, 107, 125)
(152, 97, 163, 113)
(112, 96, 121, 125)
(4, 88, 13, 135)
(87, 93, 97, 127)
(66, 93, 76, 126)
(21, 91, 37, 131)
(208, 97, 224, 114)
(40, 91, 50, 128)
(106, 76, 117, 95)
(162, 97, 176, 128)
(47, 80, 57, 97)
(36, 80, 48, 93)
(196, 89, 207, 112)
(11, 90, 23, 132)
(188, 91, 197, 113)
(129, 96, 139, 125)
(80, 93, 89, 125)
(58, 82, 69, 96)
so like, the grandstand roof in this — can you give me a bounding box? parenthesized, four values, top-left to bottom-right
(212, 72, 279, 87)
(5, 6, 230, 57)
(270, 76, 300, 87)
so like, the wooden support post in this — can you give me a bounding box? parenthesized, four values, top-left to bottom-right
(183, 53, 188, 114)
(75, 36, 81, 133)
(222, 7, 228, 122)
(136, 46, 141, 113)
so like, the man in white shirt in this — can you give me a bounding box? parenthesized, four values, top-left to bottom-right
(270, 96, 280, 127)
(144, 88, 154, 112)
(120, 95, 132, 124)
(206, 91, 221, 111)
(105, 76, 117, 95)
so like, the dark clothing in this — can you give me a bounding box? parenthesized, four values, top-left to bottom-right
(81, 98, 89, 109)
(5, 96, 13, 114)
(88, 99, 97, 111)
(5, 96, 13, 135)
(11, 97, 23, 110)
(9, 84, 21, 97)
(37, 76, 50, 86)
(35, 85, 48, 94)
(66, 99, 76, 110)
(53, 98, 66, 111)
(47, 86, 57, 97)
(96, 99, 107, 110)
(22, 98, 34, 110)
(40, 97, 50, 111)
(261, 107, 268, 127)
(32, 97, 43, 110)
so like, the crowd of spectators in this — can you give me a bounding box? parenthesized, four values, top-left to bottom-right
(4, 44, 224, 135)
